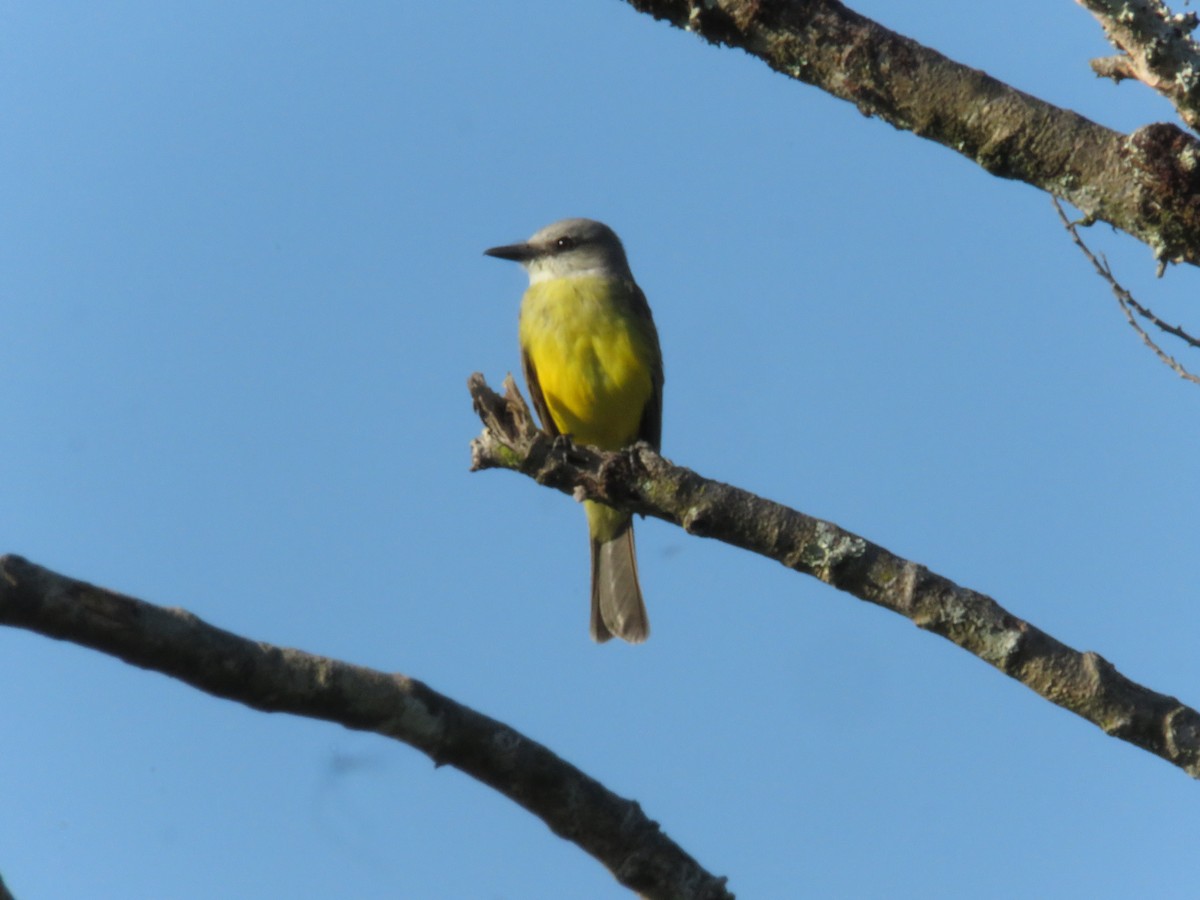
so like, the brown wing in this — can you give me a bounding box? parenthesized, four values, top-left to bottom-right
(521, 347, 561, 438)
(629, 281, 664, 452)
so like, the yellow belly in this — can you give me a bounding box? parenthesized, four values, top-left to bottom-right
(519, 276, 655, 450)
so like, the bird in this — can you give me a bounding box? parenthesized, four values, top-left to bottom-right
(485, 218, 664, 643)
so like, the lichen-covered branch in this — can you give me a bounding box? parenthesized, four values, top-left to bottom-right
(1078, 0, 1200, 131)
(621, 0, 1200, 267)
(0, 554, 731, 900)
(469, 373, 1200, 779)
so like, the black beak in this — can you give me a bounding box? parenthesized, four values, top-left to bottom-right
(484, 241, 536, 262)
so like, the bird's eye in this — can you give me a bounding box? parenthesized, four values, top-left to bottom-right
(555, 236, 577, 251)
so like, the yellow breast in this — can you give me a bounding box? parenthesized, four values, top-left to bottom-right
(519, 276, 656, 450)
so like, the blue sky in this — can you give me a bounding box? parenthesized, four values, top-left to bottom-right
(3, 2, 1199, 897)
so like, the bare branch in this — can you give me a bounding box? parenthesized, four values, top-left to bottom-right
(620, 0, 1200, 267)
(1054, 199, 1200, 383)
(0, 554, 732, 900)
(1090, 53, 1140, 83)
(1078, 0, 1200, 131)
(469, 373, 1200, 779)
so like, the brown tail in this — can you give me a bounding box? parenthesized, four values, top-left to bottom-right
(589, 520, 650, 643)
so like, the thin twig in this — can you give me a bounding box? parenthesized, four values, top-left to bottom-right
(1054, 197, 1200, 383)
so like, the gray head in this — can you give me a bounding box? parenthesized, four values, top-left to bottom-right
(484, 218, 632, 284)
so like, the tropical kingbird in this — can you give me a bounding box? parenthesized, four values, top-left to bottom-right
(485, 218, 664, 643)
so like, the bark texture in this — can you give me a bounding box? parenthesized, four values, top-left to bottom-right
(1079, 0, 1200, 131)
(622, 0, 1200, 267)
(0, 554, 731, 900)
(470, 373, 1200, 779)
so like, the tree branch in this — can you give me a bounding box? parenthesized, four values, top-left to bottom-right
(0, 555, 731, 900)
(621, 0, 1200, 268)
(469, 373, 1200, 780)
(1078, 0, 1200, 131)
